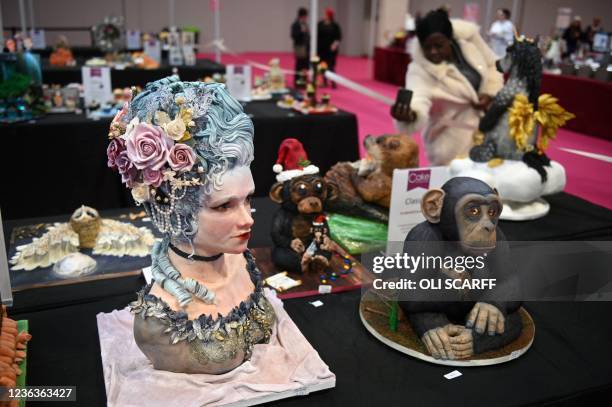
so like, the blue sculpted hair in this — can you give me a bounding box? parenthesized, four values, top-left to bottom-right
(126, 76, 254, 242)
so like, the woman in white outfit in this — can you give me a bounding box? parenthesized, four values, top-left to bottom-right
(391, 9, 503, 165)
(488, 8, 515, 58)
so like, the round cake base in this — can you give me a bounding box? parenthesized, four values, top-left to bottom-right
(359, 289, 535, 366)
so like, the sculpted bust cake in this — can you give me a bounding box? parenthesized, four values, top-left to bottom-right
(107, 76, 276, 374)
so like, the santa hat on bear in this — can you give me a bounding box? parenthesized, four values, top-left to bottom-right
(273, 138, 319, 182)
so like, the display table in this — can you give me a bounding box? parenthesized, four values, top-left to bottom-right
(7, 277, 612, 406)
(373, 46, 411, 86)
(540, 73, 612, 141)
(0, 101, 358, 220)
(41, 59, 225, 88)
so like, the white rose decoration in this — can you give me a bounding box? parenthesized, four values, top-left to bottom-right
(123, 117, 140, 139)
(131, 183, 151, 204)
(164, 117, 187, 141)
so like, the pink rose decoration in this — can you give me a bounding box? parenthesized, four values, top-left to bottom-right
(126, 123, 173, 170)
(143, 168, 163, 187)
(107, 138, 126, 169)
(116, 151, 137, 187)
(168, 144, 196, 172)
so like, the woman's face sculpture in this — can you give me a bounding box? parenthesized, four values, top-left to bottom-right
(422, 32, 452, 64)
(193, 166, 255, 255)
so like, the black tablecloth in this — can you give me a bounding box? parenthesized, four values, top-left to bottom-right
(0, 103, 359, 220)
(8, 284, 612, 406)
(41, 59, 225, 88)
(3, 194, 612, 405)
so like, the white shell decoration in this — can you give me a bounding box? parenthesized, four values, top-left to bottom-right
(53, 252, 97, 278)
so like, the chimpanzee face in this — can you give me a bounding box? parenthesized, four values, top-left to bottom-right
(455, 193, 502, 255)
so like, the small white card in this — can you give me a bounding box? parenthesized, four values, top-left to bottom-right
(444, 370, 462, 380)
(309, 300, 324, 307)
(265, 272, 302, 292)
(318, 285, 332, 294)
(142, 266, 152, 284)
(82, 66, 113, 107)
(386, 166, 450, 254)
(126, 29, 141, 50)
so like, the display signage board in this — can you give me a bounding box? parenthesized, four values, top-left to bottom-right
(30, 29, 46, 50)
(181, 32, 196, 66)
(167, 32, 183, 66)
(82, 66, 113, 107)
(144, 38, 162, 64)
(226, 64, 252, 102)
(0, 210, 14, 306)
(126, 29, 142, 50)
(386, 166, 450, 254)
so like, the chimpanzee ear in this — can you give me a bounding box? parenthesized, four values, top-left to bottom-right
(269, 182, 285, 204)
(326, 181, 339, 202)
(421, 188, 445, 224)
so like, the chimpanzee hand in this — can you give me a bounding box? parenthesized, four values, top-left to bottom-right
(291, 238, 305, 254)
(448, 325, 474, 359)
(466, 302, 505, 335)
(422, 324, 469, 360)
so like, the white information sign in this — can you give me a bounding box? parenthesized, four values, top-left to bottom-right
(126, 29, 142, 50)
(386, 166, 450, 254)
(226, 64, 252, 102)
(144, 39, 162, 64)
(82, 66, 113, 107)
(30, 29, 46, 49)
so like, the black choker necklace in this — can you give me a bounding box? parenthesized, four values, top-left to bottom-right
(168, 242, 224, 262)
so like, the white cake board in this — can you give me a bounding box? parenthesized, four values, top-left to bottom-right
(97, 289, 335, 407)
(501, 198, 550, 221)
(359, 289, 535, 367)
(360, 307, 534, 367)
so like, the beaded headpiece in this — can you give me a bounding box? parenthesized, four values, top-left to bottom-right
(107, 76, 254, 240)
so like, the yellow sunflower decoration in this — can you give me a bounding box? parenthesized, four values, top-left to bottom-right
(508, 93, 575, 154)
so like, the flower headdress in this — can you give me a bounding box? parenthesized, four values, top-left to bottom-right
(106, 76, 253, 239)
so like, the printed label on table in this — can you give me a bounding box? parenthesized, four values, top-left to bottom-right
(82, 66, 113, 107)
(30, 29, 46, 49)
(226, 64, 252, 102)
(144, 39, 161, 63)
(386, 166, 450, 254)
(444, 370, 462, 379)
(126, 30, 141, 50)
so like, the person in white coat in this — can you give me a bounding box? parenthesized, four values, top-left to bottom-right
(391, 9, 503, 165)
(488, 9, 514, 58)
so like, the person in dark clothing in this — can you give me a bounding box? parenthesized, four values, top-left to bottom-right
(317, 7, 342, 88)
(562, 16, 584, 58)
(584, 17, 604, 51)
(291, 7, 310, 86)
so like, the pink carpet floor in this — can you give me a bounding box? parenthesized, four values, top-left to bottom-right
(198, 52, 612, 210)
